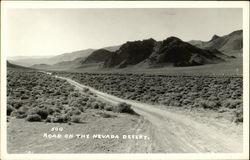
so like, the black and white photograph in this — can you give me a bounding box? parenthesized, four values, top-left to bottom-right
(1, 1, 249, 160)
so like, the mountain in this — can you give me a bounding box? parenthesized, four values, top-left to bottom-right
(104, 38, 156, 68)
(189, 30, 243, 56)
(12, 30, 241, 70)
(30, 57, 84, 70)
(9, 45, 120, 67)
(8, 58, 53, 67)
(149, 37, 226, 67)
(30, 49, 114, 70)
(52, 57, 83, 69)
(48, 49, 95, 64)
(10, 49, 95, 67)
(7, 61, 31, 69)
(102, 45, 120, 52)
(81, 49, 113, 64)
(104, 37, 226, 68)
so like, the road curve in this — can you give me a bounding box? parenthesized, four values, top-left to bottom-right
(57, 75, 242, 153)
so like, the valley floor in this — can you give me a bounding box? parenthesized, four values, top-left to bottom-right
(63, 58, 243, 76)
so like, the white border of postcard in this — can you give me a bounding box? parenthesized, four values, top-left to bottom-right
(1, 1, 249, 160)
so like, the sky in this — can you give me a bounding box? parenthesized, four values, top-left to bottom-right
(7, 8, 242, 57)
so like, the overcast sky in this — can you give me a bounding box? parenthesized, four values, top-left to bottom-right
(7, 8, 242, 57)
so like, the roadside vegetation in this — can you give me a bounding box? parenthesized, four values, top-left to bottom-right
(54, 72, 243, 123)
(7, 69, 136, 123)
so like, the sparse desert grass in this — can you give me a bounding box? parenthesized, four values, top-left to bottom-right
(7, 69, 137, 123)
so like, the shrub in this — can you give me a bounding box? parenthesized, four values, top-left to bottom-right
(160, 98, 171, 106)
(98, 102, 105, 109)
(45, 116, 53, 123)
(208, 95, 219, 101)
(173, 101, 181, 107)
(7, 105, 15, 116)
(28, 107, 49, 119)
(71, 115, 81, 123)
(194, 99, 220, 110)
(26, 114, 42, 122)
(37, 109, 49, 119)
(47, 113, 69, 123)
(82, 97, 89, 102)
(19, 105, 30, 113)
(21, 94, 29, 100)
(91, 102, 100, 109)
(83, 88, 89, 92)
(46, 114, 69, 123)
(11, 110, 27, 118)
(78, 106, 86, 112)
(233, 105, 243, 123)
(225, 100, 242, 109)
(47, 107, 55, 115)
(71, 109, 81, 115)
(182, 99, 192, 105)
(104, 105, 113, 111)
(10, 110, 18, 117)
(113, 103, 137, 115)
(11, 100, 23, 109)
(86, 101, 93, 108)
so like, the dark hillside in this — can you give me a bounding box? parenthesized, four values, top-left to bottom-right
(104, 38, 156, 68)
(81, 49, 113, 64)
(148, 37, 225, 67)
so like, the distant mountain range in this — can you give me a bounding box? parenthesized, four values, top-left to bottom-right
(189, 30, 242, 56)
(9, 45, 120, 67)
(30, 49, 115, 70)
(8, 30, 242, 70)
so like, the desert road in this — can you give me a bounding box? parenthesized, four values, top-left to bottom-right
(55, 75, 242, 153)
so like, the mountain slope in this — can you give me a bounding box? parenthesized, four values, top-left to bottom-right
(189, 30, 243, 56)
(102, 45, 120, 52)
(104, 38, 156, 68)
(52, 57, 83, 68)
(81, 49, 113, 64)
(48, 49, 95, 63)
(7, 61, 32, 70)
(30, 49, 115, 70)
(148, 37, 225, 67)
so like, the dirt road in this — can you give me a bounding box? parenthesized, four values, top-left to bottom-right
(57, 75, 242, 153)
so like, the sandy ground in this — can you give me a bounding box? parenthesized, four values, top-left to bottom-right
(7, 109, 157, 153)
